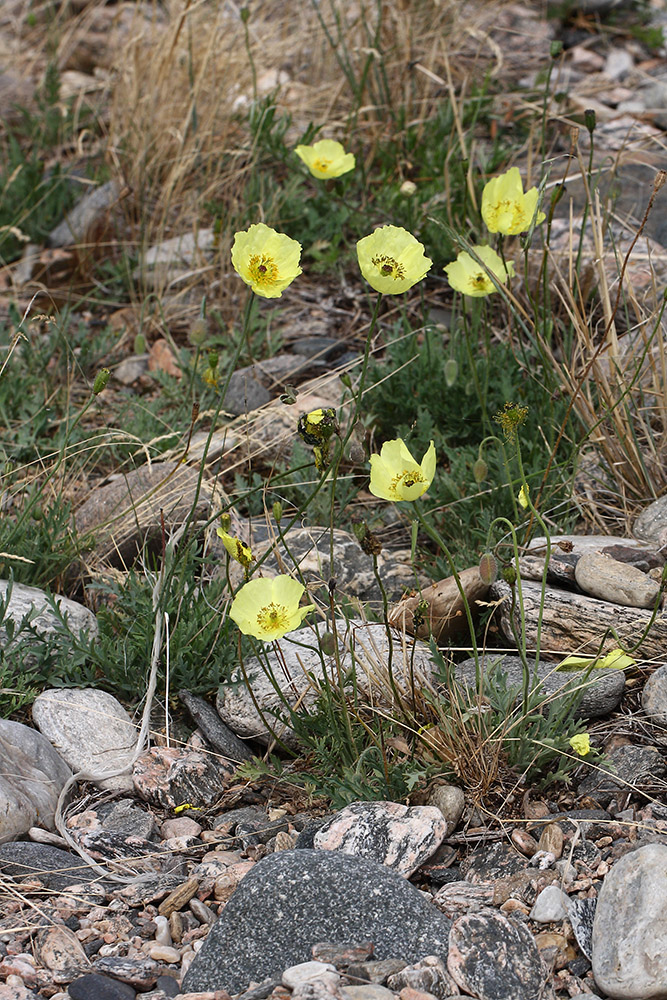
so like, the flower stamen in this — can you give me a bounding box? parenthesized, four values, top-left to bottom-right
(248, 254, 279, 288)
(372, 254, 406, 281)
(256, 602, 290, 633)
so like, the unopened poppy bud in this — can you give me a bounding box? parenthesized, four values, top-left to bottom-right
(189, 317, 208, 346)
(473, 457, 488, 484)
(550, 40, 563, 58)
(219, 513, 231, 532)
(479, 553, 498, 585)
(444, 359, 458, 387)
(320, 632, 336, 656)
(207, 349, 219, 372)
(134, 333, 146, 354)
(92, 368, 110, 395)
(584, 108, 596, 135)
(503, 565, 517, 586)
(272, 501, 283, 524)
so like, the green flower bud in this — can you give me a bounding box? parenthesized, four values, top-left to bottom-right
(444, 358, 458, 387)
(550, 40, 564, 58)
(189, 317, 208, 346)
(502, 565, 517, 586)
(219, 512, 231, 532)
(479, 552, 498, 585)
(92, 368, 110, 395)
(272, 501, 283, 524)
(320, 632, 336, 657)
(584, 108, 596, 135)
(473, 457, 488, 484)
(133, 333, 146, 355)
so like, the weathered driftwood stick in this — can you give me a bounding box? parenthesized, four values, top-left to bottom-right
(491, 578, 667, 658)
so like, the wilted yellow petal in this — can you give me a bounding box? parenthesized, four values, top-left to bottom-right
(569, 733, 591, 756)
(518, 484, 530, 509)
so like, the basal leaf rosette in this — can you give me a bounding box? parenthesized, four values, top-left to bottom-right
(295, 139, 355, 179)
(370, 438, 436, 502)
(481, 167, 546, 235)
(444, 245, 515, 297)
(357, 225, 432, 294)
(231, 223, 302, 298)
(229, 575, 315, 641)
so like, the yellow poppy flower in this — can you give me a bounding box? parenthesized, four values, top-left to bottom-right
(357, 226, 432, 295)
(295, 139, 355, 179)
(229, 575, 315, 641)
(216, 528, 254, 570)
(481, 167, 546, 235)
(369, 439, 436, 502)
(444, 245, 515, 297)
(518, 484, 530, 509)
(569, 733, 591, 756)
(231, 223, 302, 298)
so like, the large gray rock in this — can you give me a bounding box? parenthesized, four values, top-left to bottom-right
(0, 719, 72, 842)
(578, 744, 667, 806)
(73, 461, 213, 568)
(455, 653, 624, 720)
(48, 179, 121, 248)
(592, 844, 667, 998)
(181, 849, 452, 994)
(447, 910, 547, 1000)
(32, 688, 137, 789)
(0, 842, 107, 891)
(217, 621, 435, 747)
(0, 580, 98, 657)
(635, 495, 667, 546)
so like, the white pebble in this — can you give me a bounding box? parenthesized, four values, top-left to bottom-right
(6, 975, 25, 987)
(148, 943, 181, 963)
(154, 914, 172, 947)
(283, 961, 339, 989)
(529, 884, 569, 923)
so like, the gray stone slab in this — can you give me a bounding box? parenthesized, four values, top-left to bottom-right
(0, 842, 108, 891)
(0, 718, 72, 843)
(181, 849, 452, 994)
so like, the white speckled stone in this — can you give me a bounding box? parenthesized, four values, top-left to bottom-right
(314, 801, 448, 878)
(529, 885, 568, 923)
(282, 961, 339, 989)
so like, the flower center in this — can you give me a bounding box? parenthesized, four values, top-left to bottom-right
(313, 157, 332, 173)
(390, 467, 425, 497)
(256, 602, 290, 634)
(371, 254, 406, 281)
(248, 254, 280, 287)
(471, 271, 490, 290)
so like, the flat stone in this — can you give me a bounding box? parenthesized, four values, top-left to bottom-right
(133, 746, 235, 810)
(386, 956, 459, 998)
(447, 911, 546, 1000)
(73, 461, 213, 568)
(214, 525, 419, 606)
(0, 579, 98, 657)
(520, 535, 663, 586)
(314, 801, 448, 878)
(346, 960, 408, 985)
(341, 988, 396, 1000)
(32, 688, 137, 787)
(68, 973, 136, 1000)
(48, 179, 121, 248)
(35, 923, 90, 983)
(455, 653, 624, 720)
(222, 367, 271, 415)
(0, 719, 71, 842)
(578, 745, 667, 806)
(92, 956, 159, 989)
(0, 842, 107, 891)
(462, 842, 527, 882)
(574, 552, 660, 609)
(592, 844, 667, 998)
(216, 621, 435, 747)
(282, 962, 339, 989)
(642, 664, 667, 726)
(181, 849, 452, 994)
(178, 690, 253, 764)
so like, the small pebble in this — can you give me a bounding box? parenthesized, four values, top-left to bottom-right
(537, 823, 563, 859)
(154, 916, 172, 948)
(189, 898, 216, 924)
(148, 944, 181, 964)
(282, 961, 339, 989)
(511, 829, 538, 857)
(529, 885, 569, 923)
